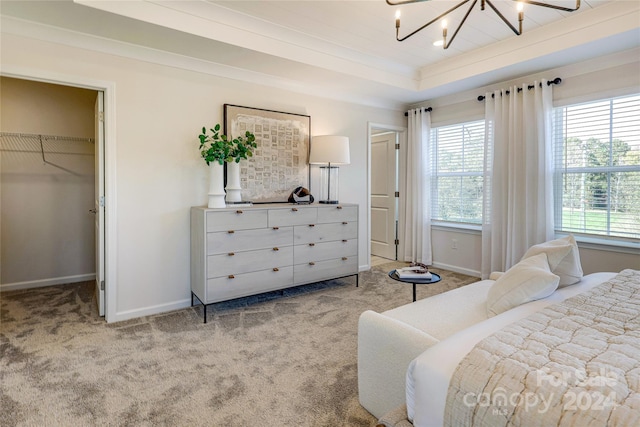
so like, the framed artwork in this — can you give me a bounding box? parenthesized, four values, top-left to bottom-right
(224, 104, 311, 203)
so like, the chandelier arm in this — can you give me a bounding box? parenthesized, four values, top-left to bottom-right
(443, 0, 479, 49)
(514, 0, 581, 12)
(397, 0, 473, 42)
(485, 0, 521, 35)
(386, 0, 431, 5)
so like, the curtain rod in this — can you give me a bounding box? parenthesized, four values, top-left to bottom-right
(477, 77, 562, 102)
(404, 107, 432, 117)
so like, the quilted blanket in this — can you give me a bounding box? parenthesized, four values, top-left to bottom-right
(444, 269, 640, 427)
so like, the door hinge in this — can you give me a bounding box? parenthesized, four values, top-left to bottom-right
(394, 239, 400, 245)
(395, 191, 400, 198)
(100, 280, 105, 291)
(98, 111, 104, 122)
(395, 143, 400, 150)
(99, 196, 105, 207)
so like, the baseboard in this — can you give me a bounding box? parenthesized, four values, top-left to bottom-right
(0, 274, 96, 292)
(112, 298, 192, 323)
(431, 262, 481, 278)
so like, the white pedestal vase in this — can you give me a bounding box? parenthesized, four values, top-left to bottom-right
(225, 161, 242, 203)
(207, 162, 226, 208)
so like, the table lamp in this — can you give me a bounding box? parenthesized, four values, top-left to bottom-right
(309, 135, 350, 204)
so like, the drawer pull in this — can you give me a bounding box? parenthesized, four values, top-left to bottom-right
(309, 243, 315, 247)
(342, 239, 348, 243)
(228, 275, 235, 279)
(228, 230, 235, 234)
(228, 252, 235, 256)
(236, 210, 243, 214)
(273, 267, 279, 272)
(273, 226, 279, 230)
(337, 206, 343, 210)
(273, 247, 279, 251)
(342, 257, 348, 261)
(308, 224, 315, 227)
(309, 262, 315, 266)
(292, 207, 298, 212)
(342, 222, 348, 225)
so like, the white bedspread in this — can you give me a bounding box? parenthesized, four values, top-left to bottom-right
(405, 272, 617, 427)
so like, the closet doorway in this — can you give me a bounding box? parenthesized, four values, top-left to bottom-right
(0, 77, 106, 317)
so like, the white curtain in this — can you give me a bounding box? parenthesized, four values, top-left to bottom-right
(481, 81, 555, 278)
(403, 108, 432, 265)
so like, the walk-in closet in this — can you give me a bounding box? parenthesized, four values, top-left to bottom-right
(0, 77, 97, 294)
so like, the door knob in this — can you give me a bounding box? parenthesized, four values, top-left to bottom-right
(89, 209, 97, 214)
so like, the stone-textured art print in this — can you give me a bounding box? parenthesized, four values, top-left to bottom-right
(224, 104, 310, 202)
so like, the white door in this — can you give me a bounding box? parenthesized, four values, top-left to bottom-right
(371, 132, 398, 260)
(94, 92, 105, 316)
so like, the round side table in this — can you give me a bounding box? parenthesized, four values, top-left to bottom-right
(388, 270, 442, 302)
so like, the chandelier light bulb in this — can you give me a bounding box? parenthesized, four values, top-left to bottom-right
(441, 19, 448, 29)
(396, 10, 401, 28)
(517, 1, 524, 34)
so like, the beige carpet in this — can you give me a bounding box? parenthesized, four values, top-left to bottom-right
(1, 262, 476, 426)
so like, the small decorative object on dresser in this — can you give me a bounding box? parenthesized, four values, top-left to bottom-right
(190, 203, 359, 322)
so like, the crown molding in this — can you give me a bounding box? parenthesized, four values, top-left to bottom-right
(0, 15, 408, 111)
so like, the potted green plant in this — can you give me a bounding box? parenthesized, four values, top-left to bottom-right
(198, 124, 257, 207)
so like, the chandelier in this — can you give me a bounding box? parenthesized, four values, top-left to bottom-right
(388, 0, 581, 49)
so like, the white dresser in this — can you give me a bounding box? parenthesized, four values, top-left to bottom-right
(190, 203, 359, 322)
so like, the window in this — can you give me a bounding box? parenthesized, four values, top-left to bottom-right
(431, 120, 485, 224)
(553, 94, 640, 239)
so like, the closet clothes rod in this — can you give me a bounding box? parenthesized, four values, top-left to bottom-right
(477, 77, 562, 101)
(0, 132, 94, 143)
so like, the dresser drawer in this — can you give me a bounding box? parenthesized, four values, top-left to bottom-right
(317, 205, 357, 223)
(269, 207, 317, 227)
(207, 227, 293, 255)
(206, 266, 294, 302)
(206, 209, 268, 232)
(294, 239, 358, 264)
(293, 221, 357, 245)
(207, 246, 293, 278)
(294, 256, 358, 286)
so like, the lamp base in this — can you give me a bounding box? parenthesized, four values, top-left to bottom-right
(319, 200, 339, 204)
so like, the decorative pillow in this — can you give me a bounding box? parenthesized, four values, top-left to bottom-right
(486, 253, 560, 317)
(521, 235, 583, 287)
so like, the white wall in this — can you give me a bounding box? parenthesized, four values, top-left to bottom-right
(1, 77, 96, 288)
(0, 33, 404, 321)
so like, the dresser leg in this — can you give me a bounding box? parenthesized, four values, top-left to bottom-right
(356, 273, 359, 287)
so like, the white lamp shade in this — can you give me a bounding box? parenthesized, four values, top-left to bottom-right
(309, 135, 350, 165)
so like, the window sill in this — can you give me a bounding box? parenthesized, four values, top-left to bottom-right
(556, 232, 640, 255)
(431, 221, 481, 234)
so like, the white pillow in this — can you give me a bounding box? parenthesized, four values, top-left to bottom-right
(521, 235, 583, 287)
(486, 253, 560, 317)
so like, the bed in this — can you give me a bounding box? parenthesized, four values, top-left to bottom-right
(405, 269, 640, 427)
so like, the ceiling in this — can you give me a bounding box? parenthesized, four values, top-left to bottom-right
(1, 0, 639, 109)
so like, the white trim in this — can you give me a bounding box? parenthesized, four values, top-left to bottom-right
(0, 15, 406, 111)
(0, 274, 96, 292)
(114, 299, 192, 323)
(0, 65, 118, 324)
(431, 262, 481, 279)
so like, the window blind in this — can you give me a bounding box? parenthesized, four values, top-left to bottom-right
(553, 94, 640, 239)
(431, 120, 485, 224)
